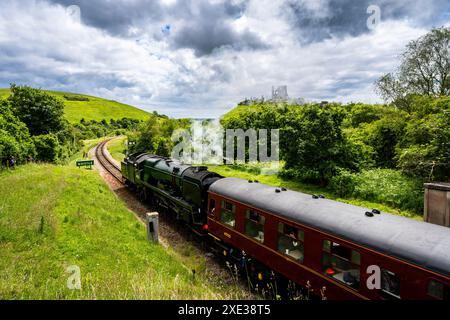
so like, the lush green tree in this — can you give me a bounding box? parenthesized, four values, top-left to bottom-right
(396, 97, 450, 181)
(131, 115, 189, 156)
(154, 137, 171, 157)
(0, 100, 34, 165)
(363, 111, 407, 168)
(281, 104, 362, 185)
(343, 103, 385, 128)
(376, 27, 450, 111)
(7, 84, 65, 136)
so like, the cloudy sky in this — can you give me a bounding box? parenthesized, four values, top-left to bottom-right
(0, 0, 449, 118)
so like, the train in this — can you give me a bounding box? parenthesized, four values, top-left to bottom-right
(121, 153, 450, 300)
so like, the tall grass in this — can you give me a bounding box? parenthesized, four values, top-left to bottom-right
(0, 164, 249, 299)
(352, 169, 423, 215)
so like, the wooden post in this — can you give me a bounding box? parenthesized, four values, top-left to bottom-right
(146, 212, 159, 243)
(424, 183, 450, 228)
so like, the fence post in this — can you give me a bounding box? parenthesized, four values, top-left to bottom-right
(146, 212, 159, 243)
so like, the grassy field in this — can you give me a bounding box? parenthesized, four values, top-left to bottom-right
(0, 164, 248, 299)
(0, 89, 150, 123)
(107, 137, 128, 163)
(0, 88, 10, 100)
(209, 165, 421, 220)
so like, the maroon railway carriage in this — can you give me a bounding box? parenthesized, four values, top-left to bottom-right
(206, 177, 450, 300)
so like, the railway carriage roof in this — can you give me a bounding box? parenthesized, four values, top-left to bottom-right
(209, 177, 450, 277)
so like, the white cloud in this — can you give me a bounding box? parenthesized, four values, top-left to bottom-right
(0, 0, 440, 118)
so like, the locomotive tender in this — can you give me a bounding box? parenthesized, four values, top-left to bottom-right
(122, 153, 450, 300)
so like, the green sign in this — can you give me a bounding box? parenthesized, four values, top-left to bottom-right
(76, 160, 94, 169)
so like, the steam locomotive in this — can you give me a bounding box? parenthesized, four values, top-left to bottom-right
(122, 153, 450, 300)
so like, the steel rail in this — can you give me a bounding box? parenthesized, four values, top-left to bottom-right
(95, 139, 123, 183)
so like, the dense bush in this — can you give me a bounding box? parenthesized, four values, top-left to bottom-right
(328, 168, 424, 213)
(0, 100, 35, 165)
(352, 169, 424, 213)
(63, 95, 89, 102)
(328, 168, 356, 197)
(33, 134, 60, 163)
(362, 110, 407, 168)
(75, 118, 142, 139)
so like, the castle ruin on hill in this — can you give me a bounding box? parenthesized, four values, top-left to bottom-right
(239, 86, 305, 106)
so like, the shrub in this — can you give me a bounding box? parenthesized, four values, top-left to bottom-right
(63, 95, 90, 102)
(352, 169, 423, 213)
(0, 132, 20, 164)
(363, 111, 407, 168)
(396, 145, 434, 179)
(329, 168, 356, 197)
(0, 100, 34, 164)
(33, 134, 60, 163)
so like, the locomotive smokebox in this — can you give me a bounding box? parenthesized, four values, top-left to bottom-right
(424, 182, 450, 228)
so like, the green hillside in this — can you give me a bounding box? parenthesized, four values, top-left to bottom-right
(107, 136, 128, 163)
(0, 164, 248, 299)
(0, 88, 150, 123)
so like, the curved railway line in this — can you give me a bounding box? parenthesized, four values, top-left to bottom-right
(95, 139, 123, 183)
(93, 138, 255, 299)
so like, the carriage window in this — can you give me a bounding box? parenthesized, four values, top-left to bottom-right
(427, 279, 448, 300)
(322, 241, 360, 289)
(245, 210, 265, 243)
(381, 269, 401, 299)
(427, 280, 442, 299)
(220, 201, 235, 228)
(323, 240, 331, 252)
(278, 223, 304, 262)
(209, 199, 216, 215)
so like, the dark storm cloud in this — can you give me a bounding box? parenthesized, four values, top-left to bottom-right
(167, 0, 248, 22)
(169, 0, 268, 56)
(48, 0, 164, 36)
(171, 22, 268, 56)
(287, 0, 450, 43)
(48, 0, 267, 56)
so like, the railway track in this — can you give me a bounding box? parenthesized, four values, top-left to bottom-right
(95, 139, 123, 183)
(93, 138, 256, 299)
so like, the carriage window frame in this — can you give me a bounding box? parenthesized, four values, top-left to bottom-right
(322, 240, 361, 290)
(244, 210, 265, 243)
(220, 200, 236, 228)
(380, 269, 401, 299)
(277, 223, 305, 263)
(427, 279, 446, 300)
